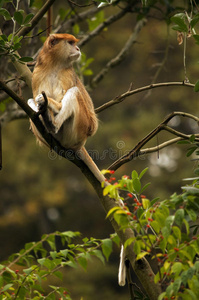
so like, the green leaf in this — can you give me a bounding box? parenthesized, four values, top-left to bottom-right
(87, 10, 105, 31)
(140, 182, 151, 194)
(151, 220, 160, 233)
(171, 262, 183, 276)
(124, 237, 135, 248)
(189, 134, 196, 142)
(191, 14, 199, 28)
(14, 10, 24, 25)
(139, 167, 148, 179)
(50, 251, 57, 259)
(158, 292, 166, 300)
(53, 271, 63, 280)
(183, 289, 197, 300)
(186, 209, 197, 221)
(172, 277, 181, 294)
(23, 13, 34, 25)
(194, 79, 199, 92)
(142, 198, 150, 209)
(90, 249, 105, 264)
(186, 146, 197, 157)
(172, 226, 181, 241)
(106, 206, 120, 218)
(23, 267, 34, 275)
(101, 239, 112, 261)
(60, 249, 69, 258)
(177, 140, 191, 144)
(162, 226, 170, 240)
(83, 69, 93, 76)
(171, 14, 188, 32)
(0, 8, 11, 20)
(133, 178, 141, 193)
(133, 240, 141, 255)
(175, 209, 184, 226)
(183, 219, 190, 235)
(19, 56, 33, 62)
(78, 255, 87, 270)
(37, 258, 46, 266)
(136, 251, 149, 260)
(193, 35, 199, 46)
(73, 23, 80, 35)
(131, 170, 138, 180)
(1, 284, 13, 292)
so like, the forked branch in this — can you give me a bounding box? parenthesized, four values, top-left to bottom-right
(108, 111, 199, 171)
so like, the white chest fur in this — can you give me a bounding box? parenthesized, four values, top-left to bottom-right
(38, 72, 65, 102)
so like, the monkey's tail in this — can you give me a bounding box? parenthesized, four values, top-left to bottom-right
(79, 147, 127, 287)
(78, 147, 106, 183)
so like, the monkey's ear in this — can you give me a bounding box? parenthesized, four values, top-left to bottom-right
(48, 35, 60, 48)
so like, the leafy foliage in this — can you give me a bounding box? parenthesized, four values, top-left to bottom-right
(104, 163, 199, 299)
(0, 231, 116, 299)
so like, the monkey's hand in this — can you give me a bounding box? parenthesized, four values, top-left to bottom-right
(54, 87, 79, 133)
(35, 94, 46, 110)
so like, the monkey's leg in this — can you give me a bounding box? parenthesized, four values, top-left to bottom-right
(54, 87, 79, 133)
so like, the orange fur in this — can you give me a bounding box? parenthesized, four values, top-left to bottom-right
(30, 33, 98, 150)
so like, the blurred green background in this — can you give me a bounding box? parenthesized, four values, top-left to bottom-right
(0, 0, 199, 299)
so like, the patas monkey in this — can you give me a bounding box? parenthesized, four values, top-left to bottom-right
(28, 33, 126, 285)
(28, 33, 105, 183)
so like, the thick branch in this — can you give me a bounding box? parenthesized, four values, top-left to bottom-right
(95, 82, 195, 113)
(90, 18, 146, 89)
(17, 0, 56, 38)
(108, 111, 199, 171)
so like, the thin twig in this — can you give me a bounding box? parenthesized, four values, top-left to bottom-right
(139, 137, 183, 155)
(78, 5, 132, 47)
(95, 81, 195, 113)
(56, 5, 104, 33)
(67, 0, 96, 7)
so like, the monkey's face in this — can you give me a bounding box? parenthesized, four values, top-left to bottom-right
(46, 34, 81, 65)
(67, 40, 81, 62)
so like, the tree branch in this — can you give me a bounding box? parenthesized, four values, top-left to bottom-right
(56, 5, 105, 33)
(78, 5, 132, 47)
(90, 18, 146, 89)
(108, 111, 199, 171)
(16, 0, 56, 38)
(95, 82, 195, 113)
(140, 137, 183, 155)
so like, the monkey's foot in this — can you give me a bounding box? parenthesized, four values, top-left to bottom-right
(35, 94, 46, 110)
(27, 98, 38, 112)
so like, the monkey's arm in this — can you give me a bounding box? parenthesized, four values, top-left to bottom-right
(54, 87, 79, 133)
(28, 87, 79, 134)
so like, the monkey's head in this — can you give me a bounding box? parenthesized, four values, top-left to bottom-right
(38, 33, 81, 67)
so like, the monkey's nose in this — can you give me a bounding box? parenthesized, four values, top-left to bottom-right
(76, 46, 80, 51)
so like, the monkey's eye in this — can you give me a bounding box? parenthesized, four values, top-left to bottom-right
(68, 40, 75, 46)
